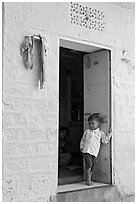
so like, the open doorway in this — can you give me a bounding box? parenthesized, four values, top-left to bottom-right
(58, 47, 84, 185)
(58, 40, 112, 186)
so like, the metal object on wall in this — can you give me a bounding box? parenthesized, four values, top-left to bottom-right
(21, 34, 48, 89)
(70, 2, 105, 31)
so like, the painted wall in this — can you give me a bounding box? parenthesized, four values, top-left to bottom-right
(2, 2, 135, 202)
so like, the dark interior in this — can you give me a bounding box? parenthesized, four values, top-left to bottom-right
(58, 47, 87, 185)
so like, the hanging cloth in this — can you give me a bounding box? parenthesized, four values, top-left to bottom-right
(21, 34, 48, 89)
(21, 36, 34, 70)
(39, 35, 47, 89)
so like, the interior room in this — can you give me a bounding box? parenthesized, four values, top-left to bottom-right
(58, 47, 85, 185)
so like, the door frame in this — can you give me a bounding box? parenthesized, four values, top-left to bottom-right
(58, 36, 114, 185)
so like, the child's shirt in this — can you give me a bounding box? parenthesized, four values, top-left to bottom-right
(80, 128, 111, 157)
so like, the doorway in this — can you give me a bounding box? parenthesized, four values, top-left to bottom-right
(58, 47, 84, 185)
(58, 40, 112, 186)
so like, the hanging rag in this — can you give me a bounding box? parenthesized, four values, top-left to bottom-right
(21, 36, 34, 70)
(39, 35, 48, 89)
(21, 34, 48, 89)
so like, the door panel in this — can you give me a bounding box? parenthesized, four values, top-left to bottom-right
(83, 50, 111, 183)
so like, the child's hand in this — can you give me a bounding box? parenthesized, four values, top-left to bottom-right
(108, 128, 112, 139)
(109, 127, 112, 133)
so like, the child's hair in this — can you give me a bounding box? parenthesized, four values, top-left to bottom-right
(88, 113, 101, 123)
(60, 126, 69, 135)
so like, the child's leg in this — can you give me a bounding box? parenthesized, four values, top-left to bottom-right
(82, 153, 93, 185)
(90, 156, 96, 182)
(86, 167, 93, 185)
(86, 155, 96, 185)
(83, 158, 86, 180)
(90, 169, 93, 182)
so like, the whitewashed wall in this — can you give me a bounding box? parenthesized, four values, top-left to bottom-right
(2, 2, 135, 201)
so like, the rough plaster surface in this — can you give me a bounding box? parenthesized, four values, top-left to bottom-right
(2, 2, 135, 202)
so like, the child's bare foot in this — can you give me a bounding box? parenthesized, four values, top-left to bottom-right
(86, 180, 93, 186)
(83, 174, 86, 181)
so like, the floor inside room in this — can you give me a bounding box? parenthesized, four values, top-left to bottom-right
(58, 164, 83, 185)
(58, 152, 83, 186)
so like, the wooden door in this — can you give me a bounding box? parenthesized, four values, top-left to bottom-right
(83, 50, 111, 183)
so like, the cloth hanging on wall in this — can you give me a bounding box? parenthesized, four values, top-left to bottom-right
(21, 36, 34, 70)
(21, 34, 48, 89)
(40, 35, 48, 89)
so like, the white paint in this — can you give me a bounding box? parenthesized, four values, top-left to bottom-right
(2, 2, 135, 202)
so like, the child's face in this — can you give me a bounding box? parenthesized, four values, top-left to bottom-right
(60, 130, 68, 139)
(88, 119, 100, 130)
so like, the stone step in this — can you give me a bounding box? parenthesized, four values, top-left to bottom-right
(55, 182, 119, 202)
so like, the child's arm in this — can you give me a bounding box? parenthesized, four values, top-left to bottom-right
(101, 128, 112, 144)
(80, 130, 87, 151)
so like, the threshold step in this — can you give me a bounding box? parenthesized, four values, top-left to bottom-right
(56, 182, 115, 202)
(58, 181, 110, 193)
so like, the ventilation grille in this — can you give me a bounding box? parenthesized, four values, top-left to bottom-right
(70, 2, 105, 31)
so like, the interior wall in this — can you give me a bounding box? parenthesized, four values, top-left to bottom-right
(84, 50, 111, 184)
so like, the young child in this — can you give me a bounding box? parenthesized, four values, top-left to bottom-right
(59, 127, 71, 167)
(59, 127, 70, 153)
(80, 113, 112, 186)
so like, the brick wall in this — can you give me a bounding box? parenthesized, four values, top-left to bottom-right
(2, 2, 135, 201)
